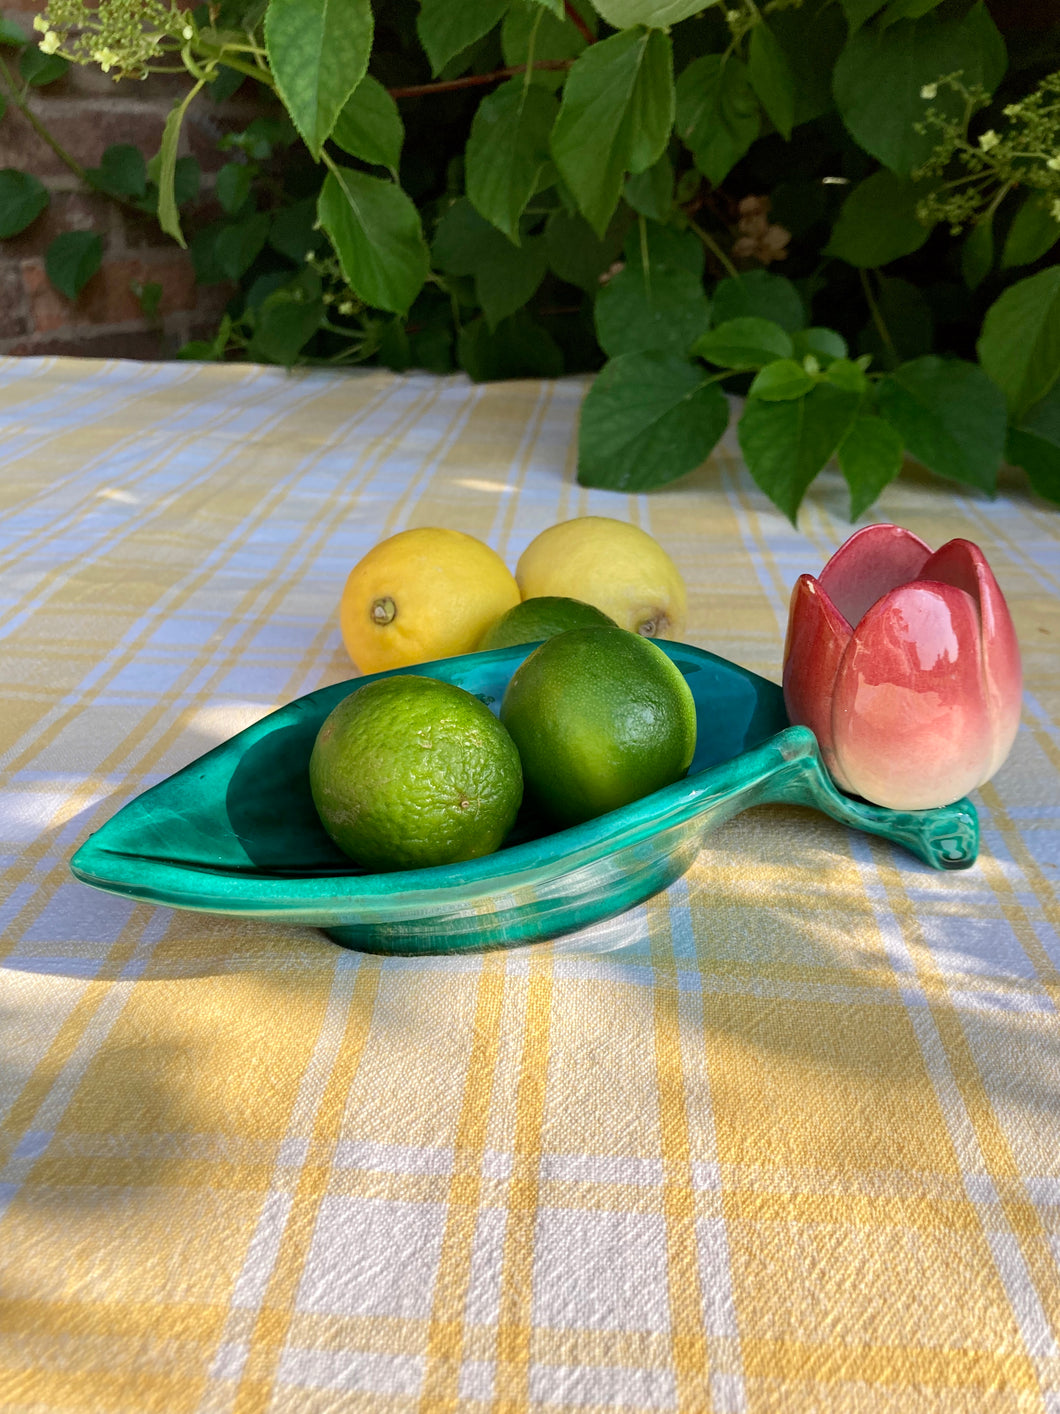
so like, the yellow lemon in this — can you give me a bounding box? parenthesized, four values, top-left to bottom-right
(515, 517, 687, 639)
(340, 527, 520, 673)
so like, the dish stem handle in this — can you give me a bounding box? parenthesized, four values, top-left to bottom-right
(752, 727, 979, 870)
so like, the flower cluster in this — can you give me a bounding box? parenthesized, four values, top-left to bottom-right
(913, 70, 1060, 234)
(32, 0, 184, 79)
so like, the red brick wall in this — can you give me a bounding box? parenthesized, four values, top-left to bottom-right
(0, 2, 261, 358)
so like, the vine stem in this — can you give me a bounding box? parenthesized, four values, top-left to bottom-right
(388, 59, 573, 99)
(0, 50, 87, 181)
(564, 1, 596, 45)
(860, 268, 897, 362)
(686, 216, 739, 280)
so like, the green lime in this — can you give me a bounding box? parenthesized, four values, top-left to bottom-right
(478, 596, 616, 651)
(499, 626, 697, 828)
(309, 674, 523, 872)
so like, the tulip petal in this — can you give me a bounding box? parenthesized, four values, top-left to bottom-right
(782, 573, 854, 788)
(818, 523, 932, 628)
(921, 539, 1023, 779)
(831, 582, 994, 810)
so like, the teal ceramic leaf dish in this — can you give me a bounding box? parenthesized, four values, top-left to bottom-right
(69, 641, 979, 955)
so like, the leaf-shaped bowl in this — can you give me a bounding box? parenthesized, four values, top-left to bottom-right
(69, 641, 979, 955)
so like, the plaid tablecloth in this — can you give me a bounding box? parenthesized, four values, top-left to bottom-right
(2, 354, 1059, 1413)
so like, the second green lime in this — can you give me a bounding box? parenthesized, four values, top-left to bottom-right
(478, 595, 616, 651)
(499, 626, 698, 828)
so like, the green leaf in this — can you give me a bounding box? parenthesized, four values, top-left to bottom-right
(134, 280, 163, 319)
(0, 169, 48, 239)
(477, 236, 548, 328)
(675, 54, 759, 188)
(749, 359, 815, 400)
(833, 5, 1007, 177)
(838, 0, 887, 31)
(551, 27, 673, 237)
(1006, 427, 1060, 505)
(880, 0, 947, 20)
(961, 216, 994, 290)
(269, 198, 326, 263)
(623, 220, 704, 279)
(466, 79, 558, 242)
(876, 355, 1006, 492)
(19, 47, 67, 85)
(215, 162, 255, 215)
(838, 414, 905, 518)
(179, 314, 232, 363)
(265, 0, 372, 158)
(173, 156, 200, 209)
(88, 144, 148, 200)
(434, 196, 548, 326)
(458, 310, 563, 380)
(44, 230, 102, 300)
(1006, 383, 1060, 505)
(332, 74, 404, 170)
(748, 21, 795, 141)
(693, 316, 794, 369)
(595, 262, 710, 358)
(824, 357, 869, 394)
(711, 269, 804, 332)
(792, 327, 848, 365)
(767, 0, 847, 128)
(826, 169, 932, 268)
(628, 30, 673, 174)
(977, 267, 1060, 421)
(591, 0, 707, 24)
(501, 0, 590, 90)
(417, 0, 509, 75)
(578, 350, 730, 491)
(156, 85, 202, 247)
(737, 382, 862, 523)
(544, 207, 627, 290)
(624, 153, 672, 222)
(247, 268, 325, 365)
(1000, 194, 1060, 271)
(857, 274, 933, 366)
(378, 318, 412, 372)
(215, 211, 270, 279)
(319, 167, 429, 314)
(0, 16, 30, 45)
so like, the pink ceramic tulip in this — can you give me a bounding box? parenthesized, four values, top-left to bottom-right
(783, 524, 1022, 811)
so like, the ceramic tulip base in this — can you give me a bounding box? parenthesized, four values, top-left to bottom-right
(70, 642, 979, 956)
(784, 525, 1022, 812)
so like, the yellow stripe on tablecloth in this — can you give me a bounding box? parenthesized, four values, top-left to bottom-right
(868, 845, 1060, 1363)
(646, 891, 713, 1412)
(417, 953, 507, 1412)
(741, 1335, 1041, 1394)
(492, 953, 553, 1413)
(230, 958, 382, 1414)
(0, 373, 443, 961)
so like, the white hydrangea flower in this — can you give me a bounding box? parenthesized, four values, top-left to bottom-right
(919, 84, 937, 100)
(978, 130, 1000, 152)
(39, 28, 61, 52)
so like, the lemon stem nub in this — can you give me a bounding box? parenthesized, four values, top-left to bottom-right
(371, 597, 396, 626)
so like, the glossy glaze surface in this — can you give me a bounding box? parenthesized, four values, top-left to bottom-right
(70, 641, 979, 954)
(783, 524, 1022, 811)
